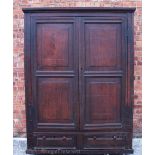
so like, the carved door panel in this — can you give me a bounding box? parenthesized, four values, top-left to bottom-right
(80, 17, 130, 131)
(30, 17, 79, 132)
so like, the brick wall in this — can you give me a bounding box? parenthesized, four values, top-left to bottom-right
(13, 0, 142, 137)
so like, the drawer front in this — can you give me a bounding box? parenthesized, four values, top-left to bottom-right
(34, 134, 77, 149)
(83, 133, 130, 149)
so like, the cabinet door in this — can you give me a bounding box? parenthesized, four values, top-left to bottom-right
(80, 16, 130, 131)
(28, 16, 79, 132)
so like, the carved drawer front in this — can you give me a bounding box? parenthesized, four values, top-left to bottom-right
(35, 134, 77, 149)
(83, 133, 129, 149)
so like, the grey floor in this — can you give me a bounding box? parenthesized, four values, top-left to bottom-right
(13, 138, 142, 155)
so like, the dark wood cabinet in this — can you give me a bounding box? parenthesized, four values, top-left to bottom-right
(23, 7, 135, 155)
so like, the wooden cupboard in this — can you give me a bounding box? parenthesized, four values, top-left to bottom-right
(23, 7, 135, 155)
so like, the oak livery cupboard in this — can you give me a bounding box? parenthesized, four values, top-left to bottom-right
(23, 7, 135, 155)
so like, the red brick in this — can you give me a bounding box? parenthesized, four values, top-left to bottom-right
(136, 1, 142, 7)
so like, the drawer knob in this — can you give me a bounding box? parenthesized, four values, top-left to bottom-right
(113, 135, 117, 140)
(62, 136, 67, 141)
(93, 136, 97, 141)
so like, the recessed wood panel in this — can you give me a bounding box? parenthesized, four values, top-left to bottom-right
(37, 78, 75, 124)
(37, 23, 73, 70)
(85, 78, 121, 125)
(85, 23, 122, 70)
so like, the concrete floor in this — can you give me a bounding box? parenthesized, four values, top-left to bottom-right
(13, 138, 142, 155)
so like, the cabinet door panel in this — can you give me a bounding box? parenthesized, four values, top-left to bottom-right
(80, 17, 127, 131)
(37, 78, 75, 124)
(85, 78, 121, 125)
(30, 17, 79, 132)
(36, 23, 74, 71)
(84, 22, 122, 71)
(34, 77, 78, 131)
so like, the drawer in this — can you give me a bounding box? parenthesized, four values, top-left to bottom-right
(83, 132, 130, 149)
(34, 133, 77, 149)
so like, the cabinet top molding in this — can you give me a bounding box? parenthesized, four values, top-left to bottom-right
(22, 7, 136, 13)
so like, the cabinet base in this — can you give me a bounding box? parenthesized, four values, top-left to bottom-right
(26, 148, 133, 155)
